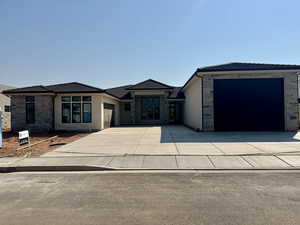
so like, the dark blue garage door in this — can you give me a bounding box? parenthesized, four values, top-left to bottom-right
(213, 78, 284, 131)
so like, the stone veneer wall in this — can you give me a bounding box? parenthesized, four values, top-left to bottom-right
(202, 71, 299, 131)
(11, 95, 54, 132)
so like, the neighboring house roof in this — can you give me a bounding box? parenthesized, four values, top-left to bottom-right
(0, 84, 15, 92)
(2, 82, 104, 94)
(196, 62, 300, 73)
(182, 62, 300, 91)
(127, 79, 173, 90)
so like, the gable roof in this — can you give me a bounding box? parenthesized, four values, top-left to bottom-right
(105, 84, 184, 100)
(2, 82, 104, 94)
(105, 85, 133, 99)
(197, 62, 300, 73)
(127, 79, 173, 90)
(45, 82, 104, 93)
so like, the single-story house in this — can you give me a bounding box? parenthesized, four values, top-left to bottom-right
(3, 62, 300, 132)
(0, 84, 15, 132)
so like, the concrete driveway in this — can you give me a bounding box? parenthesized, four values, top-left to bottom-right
(43, 126, 300, 156)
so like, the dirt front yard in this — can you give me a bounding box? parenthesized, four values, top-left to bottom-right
(0, 132, 89, 157)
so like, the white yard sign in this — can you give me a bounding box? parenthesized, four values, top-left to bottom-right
(19, 130, 30, 145)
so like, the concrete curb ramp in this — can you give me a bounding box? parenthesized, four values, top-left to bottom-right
(1, 155, 300, 172)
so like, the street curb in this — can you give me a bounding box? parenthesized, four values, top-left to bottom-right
(0, 165, 116, 173)
(0, 165, 299, 173)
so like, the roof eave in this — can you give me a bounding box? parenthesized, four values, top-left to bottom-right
(127, 88, 173, 90)
(3, 92, 55, 96)
(54, 91, 104, 94)
(197, 68, 300, 75)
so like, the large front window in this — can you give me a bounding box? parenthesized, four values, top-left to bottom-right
(61, 96, 92, 123)
(141, 97, 160, 120)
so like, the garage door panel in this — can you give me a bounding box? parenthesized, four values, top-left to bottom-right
(214, 78, 284, 131)
(104, 103, 115, 129)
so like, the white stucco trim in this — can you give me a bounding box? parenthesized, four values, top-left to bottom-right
(183, 76, 202, 131)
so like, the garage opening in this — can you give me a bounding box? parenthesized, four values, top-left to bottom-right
(213, 78, 284, 131)
(104, 103, 115, 129)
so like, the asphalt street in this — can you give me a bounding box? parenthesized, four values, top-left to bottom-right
(0, 171, 300, 225)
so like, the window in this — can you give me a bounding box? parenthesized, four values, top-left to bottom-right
(62, 96, 71, 102)
(25, 96, 35, 102)
(124, 103, 131, 111)
(4, 105, 10, 112)
(72, 96, 81, 102)
(62, 103, 71, 123)
(72, 103, 81, 123)
(61, 96, 92, 123)
(83, 96, 92, 102)
(83, 103, 92, 123)
(25, 96, 35, 124)
(141, 97, 160, 120)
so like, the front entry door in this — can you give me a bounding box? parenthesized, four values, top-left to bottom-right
(169, 102, 183, 124)
(141, 97, 160, 122)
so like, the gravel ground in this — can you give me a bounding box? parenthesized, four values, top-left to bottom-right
(0, 132, 88, 157)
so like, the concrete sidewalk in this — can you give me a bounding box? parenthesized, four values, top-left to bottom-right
(1, 154, 300, 172)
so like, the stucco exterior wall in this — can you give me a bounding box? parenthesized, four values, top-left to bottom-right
(54, 94, 103, 132)
(183, 77, 202, 131)
(11, 95, 54, 132)
(202, 71, 299, 131)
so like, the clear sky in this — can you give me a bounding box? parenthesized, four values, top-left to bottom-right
(1, 0, 299, 88)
